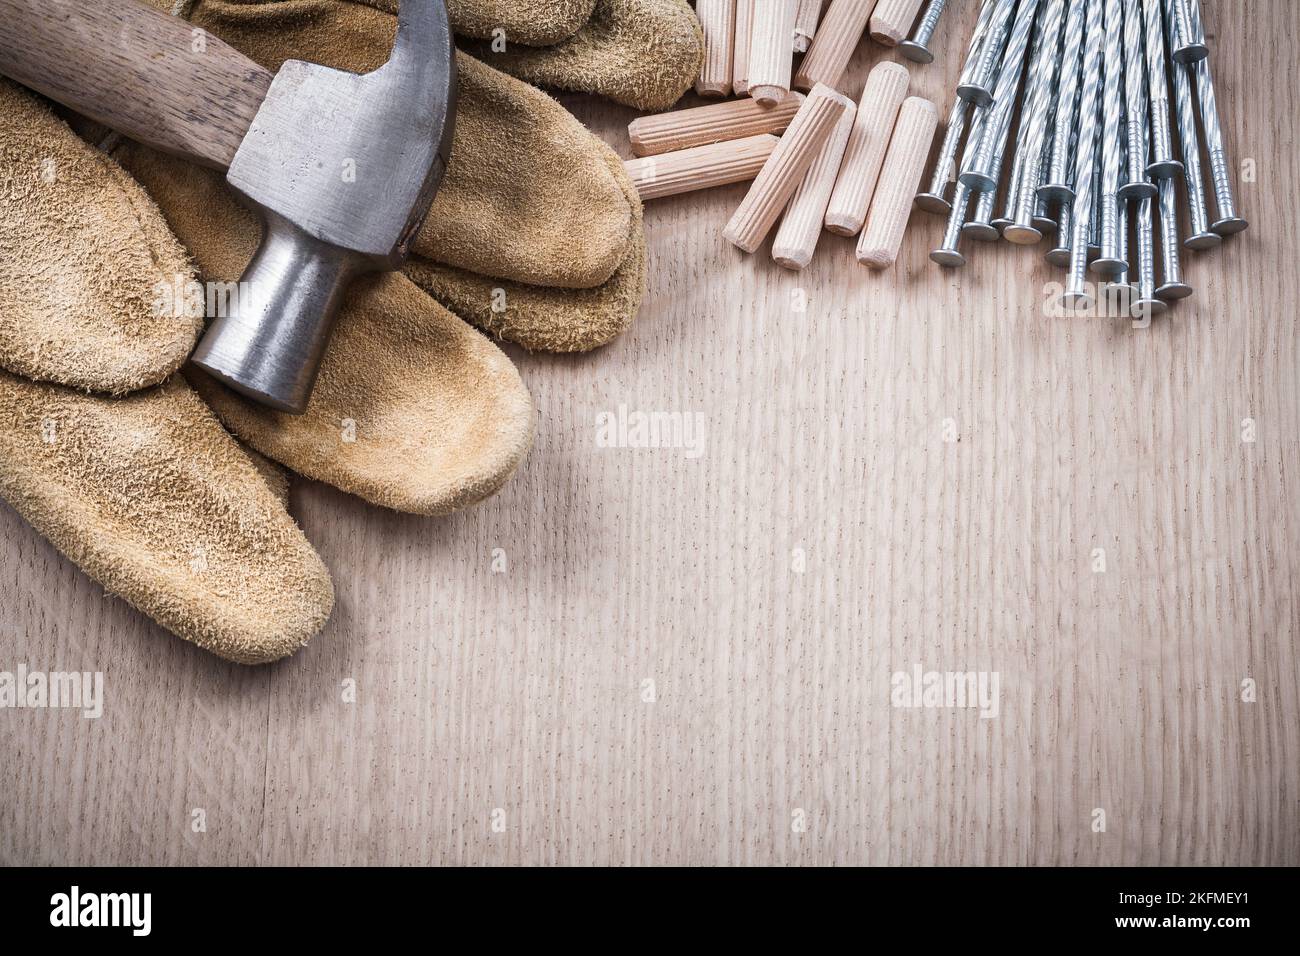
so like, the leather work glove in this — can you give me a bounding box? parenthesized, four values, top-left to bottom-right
(442, 0, 598, 47)
(0, 0, 702, 661)
(0, 79, 334, 664)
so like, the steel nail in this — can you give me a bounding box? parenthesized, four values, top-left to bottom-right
(1089, 163, 1103, 255)
(957, 0, 1006, 90)
(901, 0, 949, 64)
(995, 141, 1027, 233)
(1091, 0, 1127, 273)
(932, 181, 975, 266)
(966, 191, 1004, 241)
(957, 0, 1018, 108)
(1133, 194, 1168, 315)
(1063, 0, 1105, 309)
(1187, 0, 1248, 234)
(1040, 0, 1089, 202)
(1170, 0, 1207, 63)
(1156, 176, 1192, 299)
(1142, 0, 1182, 179)
(1033, 105, 1062, 232)
(966, 127, 1009, 241)
(1046, 199, 1074, 266)
(1118, 0, 1157, 200)
(916, 98, 969, 214)
(1105, 193, 1132, 292)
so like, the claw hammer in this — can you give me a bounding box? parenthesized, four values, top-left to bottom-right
(0, 0, 457, 413)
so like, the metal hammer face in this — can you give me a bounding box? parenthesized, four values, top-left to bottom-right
(192, 0, 457, 413)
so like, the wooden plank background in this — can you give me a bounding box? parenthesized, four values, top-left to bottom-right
(2, 0, 1296, 866)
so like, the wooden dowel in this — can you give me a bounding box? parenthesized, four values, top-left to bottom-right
(869, 0, 924, 46)
(723, 83, 854, 254)
(625, 134, 780, 201)
(695, 0, 736, 97)
(793, 0, 825, 53)
(772, 107, 857, 270)
(733, 0, 754, 94)
(794, 0, 874, 93)
(747, 0, 796, 107)
(857, 96, 938, 268)
(824, 61, 910, 236)
(628, 93, 804, 157)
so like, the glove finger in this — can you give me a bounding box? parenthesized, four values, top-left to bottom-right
(407, 141, 646, 352)
(463, 0, 703, 112)
(427, 52, 633, 288)
(409, 225, 644, 353)
(0, 371, 334, 664)
(362, 0, 598, 47)
(117, 145, 536, 517)
(0, 80, 201, 395)
(449, 0, 597, 45)
(186, 273, 536, 517)
(177, 0, 634, 290)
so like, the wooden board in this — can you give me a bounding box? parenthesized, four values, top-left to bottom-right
(2, 0, 1296, 866)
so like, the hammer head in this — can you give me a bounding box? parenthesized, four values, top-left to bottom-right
(192, 0, 456, 413)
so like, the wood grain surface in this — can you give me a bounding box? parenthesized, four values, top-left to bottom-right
(2, 0, 1297, 866)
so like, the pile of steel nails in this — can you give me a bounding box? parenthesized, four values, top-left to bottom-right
(916, 0, 1246, 316)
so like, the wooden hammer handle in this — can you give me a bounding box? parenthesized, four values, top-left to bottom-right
(0, 0, 272, 168)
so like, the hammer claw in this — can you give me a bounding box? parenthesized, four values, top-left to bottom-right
(390, 0, 450, 71)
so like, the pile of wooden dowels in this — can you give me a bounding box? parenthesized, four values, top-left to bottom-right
(697, 0, 952, 100)
(624, 1, 952, 270)
(920, 0, 1246, 316)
